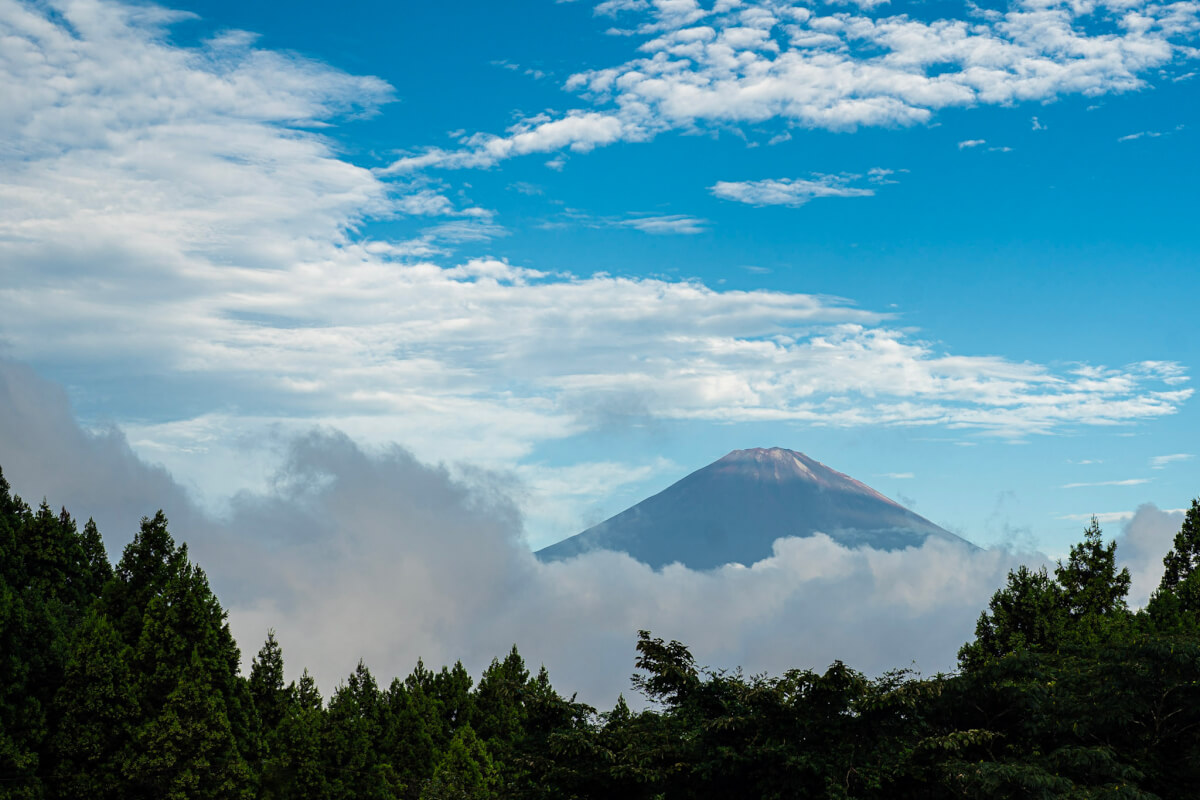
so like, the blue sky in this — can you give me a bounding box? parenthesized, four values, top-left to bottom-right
(2, 0, 1199, 560)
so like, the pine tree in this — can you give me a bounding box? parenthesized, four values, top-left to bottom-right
(251, 631, 290, 735)
(102, 511, 188, 646)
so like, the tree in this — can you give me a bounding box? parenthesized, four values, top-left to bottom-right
(125, 649, 254, 800)
(102, 511, 189, 646)
(323, 661, 399, 800)
(958, 566, 1066, 669)
(419, 725, 497, 800)
(48, 609, 138, 800)
(266, 670, 328, 800)
(251, 631, 290, 734)
(1054, 517, 1131, 622)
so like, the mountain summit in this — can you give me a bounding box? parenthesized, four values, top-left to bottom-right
(536, 447, 974, 570)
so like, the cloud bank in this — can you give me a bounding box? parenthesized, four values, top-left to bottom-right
(2, 360, 1187, 706)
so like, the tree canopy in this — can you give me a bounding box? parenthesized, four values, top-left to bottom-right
(2, 463, 1199, 799)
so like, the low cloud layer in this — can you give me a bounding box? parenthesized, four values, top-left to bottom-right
(3, 360, 1187, 706)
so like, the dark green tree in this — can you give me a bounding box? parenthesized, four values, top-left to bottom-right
(958, 566, 1066, 669)
(267, 669, 328, 800)
(47, 609, 137, 800)
(1054, 517, 1131, 623)
(418, 725, 497, 800)
(323, 661, 400, 800)
(125, 648, 254, 800)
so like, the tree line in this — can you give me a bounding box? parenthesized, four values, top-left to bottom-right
(2, 463, 1200, 798)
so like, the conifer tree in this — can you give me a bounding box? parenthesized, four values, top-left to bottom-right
(323, 661, 399, 800)
(958, 565, 1066, 668)
(1157, 499, 1200, 609)
(381, 676, 440, 800)
(251, 631, 290, 734)
(267, 670, 328, 800)
(48, 609, 137, 800)
(418, 725, 497, 800)
(1054, 517, 1131, 621)
(125, 649, 254, 800)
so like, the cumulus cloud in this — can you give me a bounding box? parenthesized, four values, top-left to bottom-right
(958, 139, 987, 148)
(387, 0, 1200, 171)
(1114, 503, 1188, 607)
(711, 175, 878, 206)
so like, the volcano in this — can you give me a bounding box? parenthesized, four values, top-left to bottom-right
(536, 447, 974, 570)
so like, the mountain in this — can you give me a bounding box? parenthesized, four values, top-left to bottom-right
(536, 447, 975, 570)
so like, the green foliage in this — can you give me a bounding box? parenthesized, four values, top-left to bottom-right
(959, 565, 1066, 668)
(419, 725, 497, 800)
(1055, 517, 1132, 623)
(5, 464, 1200, 800)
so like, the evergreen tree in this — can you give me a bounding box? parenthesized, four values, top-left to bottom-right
(79, 518, 113, 598)
(250, 632, 289, 731)
(125, 649, 254, 800)
(1054, 517, 1131, 622)
(48, 609, 137, 800)
(102, 511, 188, 646)
(418, 725, 497, 800)
(1150, 499, 1200, 625)
(267, 670, 328, 800)
(323, 661, 399, 800)
(958, 565, 1066, 668)
(381, 676, 440, 800)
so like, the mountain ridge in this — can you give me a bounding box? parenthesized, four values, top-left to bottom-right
(536, 447, 975, 570)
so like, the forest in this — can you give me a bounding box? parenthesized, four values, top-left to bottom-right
(2, 464, 1200, 799)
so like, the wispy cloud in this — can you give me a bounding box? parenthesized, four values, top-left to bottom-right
(878, 472, 914, 479)
(710, 175, 877, 207)
(1060, 479, 1152, 489)
(958, 139, 986, 149)
(1150, 453, 1194, 469)
(612, 214, 708, 234)
(1119, 131, 1164, 142)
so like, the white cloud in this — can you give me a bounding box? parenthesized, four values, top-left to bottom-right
(615, 214, 709, 234)
(386, 0, 1200, 171)
(0, 367, 1024, 706)
(710, 174, 878, 206)
(879, 471, 915, 479)
(5, 361, 1195, 705)
(958, 138, 987, 148)
(1060, 478, 1152, 488)
(1151, 453, 1195, 468)
(0, 0, 1192, 490)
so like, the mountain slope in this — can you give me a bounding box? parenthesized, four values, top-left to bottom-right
(536, 447, 974, 570)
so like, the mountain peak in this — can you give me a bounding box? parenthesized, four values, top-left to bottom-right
(537, 447, 974, 570)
